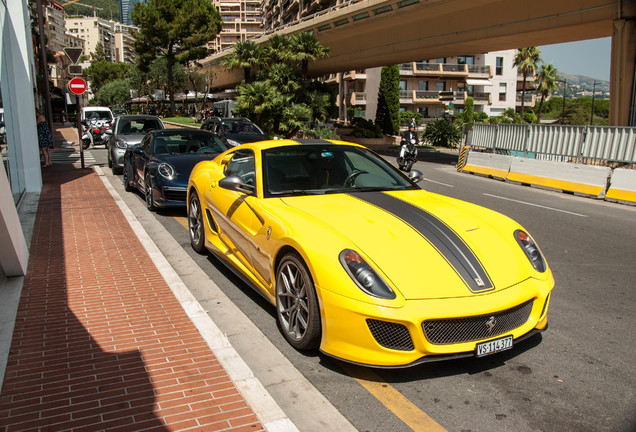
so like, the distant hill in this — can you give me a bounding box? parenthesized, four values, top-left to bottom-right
(558, 72, 609, 91)
(63, 0, 119, 22)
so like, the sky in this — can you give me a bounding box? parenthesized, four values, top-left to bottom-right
(538, 37, 611, 81)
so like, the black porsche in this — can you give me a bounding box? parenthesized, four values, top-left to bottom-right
(123, 129, 228, 211)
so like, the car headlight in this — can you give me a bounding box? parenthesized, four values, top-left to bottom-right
(514, 230, 546, 272)
(339, 249, 396, 299)
(157, 162, 175, 180)
(226, 138, 240, 147)
(115, 139, 127, 149)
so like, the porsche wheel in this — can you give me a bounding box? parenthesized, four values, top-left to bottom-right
(188, 192, 205, 253)
(123, 165, 132, 192)
(145, 173, 156, 211)
(276, 253, 321, 350)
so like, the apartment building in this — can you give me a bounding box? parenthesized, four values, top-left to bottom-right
(41, 2, 85, 89)
(113, 23, 137, 65)
(66, 16, 117, 62)
(209, 0, 264, 53)
(323, 50, 532, 122)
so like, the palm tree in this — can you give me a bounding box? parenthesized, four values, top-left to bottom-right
(235, 80, 277, 126)
(222, 40, 262, 83)
(263, 34, 292, 66)
(287, 32, 330, 80)
(513, 47, 542, 119)
(535, 63, 560, 123)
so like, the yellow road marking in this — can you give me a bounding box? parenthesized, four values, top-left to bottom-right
(173, 215, 446, 431)
(341, 364, 447, 432)
(175, 215, 188, 230)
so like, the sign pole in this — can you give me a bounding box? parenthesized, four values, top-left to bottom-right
(76, 95, 85, 169)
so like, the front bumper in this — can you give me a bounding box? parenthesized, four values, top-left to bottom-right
(317, 277, 552, 367)
(151, 185, 188, 207)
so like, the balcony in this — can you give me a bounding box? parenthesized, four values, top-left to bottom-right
(516, 93, 535, 107)
(323, 73, 338, 84)
(467, 65, 492, 79)
(399, 90, 413, 103)
(413, 90, 440, 103)
(472, 92, 492, 105)
(406, 62, 469, 78)
(349, 92, 366, 105)
(343, 70, 366, 80)
(399, 63, 414, 76)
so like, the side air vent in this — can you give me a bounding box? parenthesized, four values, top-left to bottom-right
(367, 319, 414, 351)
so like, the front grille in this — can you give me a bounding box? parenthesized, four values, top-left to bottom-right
(163, 187, 187, 202)
(367, 319, 414, 351)
(422, 299, 535, 345)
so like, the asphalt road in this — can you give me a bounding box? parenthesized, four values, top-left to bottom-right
(92, 147, 636, 432)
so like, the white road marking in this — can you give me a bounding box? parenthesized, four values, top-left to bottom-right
(423, 178, 455, 187)
(483, 193, 589, 217)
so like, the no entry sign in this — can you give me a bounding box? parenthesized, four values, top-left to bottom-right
(68, 77, 87, 95)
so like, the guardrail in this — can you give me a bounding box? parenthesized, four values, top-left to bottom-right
(460, 123, 636, 205)
(467, 123, 636, 166)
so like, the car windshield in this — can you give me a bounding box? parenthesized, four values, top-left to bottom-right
(263, 145, 416, 197)
(117, 119, 163, 135)
(222, 121, 264, 135)
(152, 132, 227, 155)
(85, 110, 112, 121)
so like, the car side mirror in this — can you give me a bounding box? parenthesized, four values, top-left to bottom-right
(409, 169, 424, 183)
(219, 175, 255, 195)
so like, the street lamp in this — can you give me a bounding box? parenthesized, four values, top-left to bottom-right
(558, 79, 567, 124)
(590, 81, 600, 125)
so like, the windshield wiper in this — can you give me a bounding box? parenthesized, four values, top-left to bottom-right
(270, 189, 324, 196)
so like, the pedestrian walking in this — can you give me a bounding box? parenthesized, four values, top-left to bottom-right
(36, 109, 54, 167)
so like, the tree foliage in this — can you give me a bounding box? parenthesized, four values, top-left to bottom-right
(131, 0, 222, 113)
(375, 65, 400, 135)
(422, 117, 461, 148)
(222, 41, 262, 83)
(513, 47, 542, 118)
(461, 97, 474, 124)
(84, 60, 131, 94)
(535, 63, 560, 122)
(93, 79, 131, 107)
(233, 33, 334, 138)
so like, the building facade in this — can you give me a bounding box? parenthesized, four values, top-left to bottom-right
(66, 16, 117, 61)
(119, 0, 146, 26)
(209, 0, 263, 53)
(113, 23, 137, 65)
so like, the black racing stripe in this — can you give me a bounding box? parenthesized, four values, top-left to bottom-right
(293, 139, 333, 145)
(350, 192, 494, 293)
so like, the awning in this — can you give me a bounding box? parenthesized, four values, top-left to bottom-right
(466, 79, 493, 86)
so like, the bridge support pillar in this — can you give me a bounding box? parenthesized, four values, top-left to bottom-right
(609, 18, 636, 126)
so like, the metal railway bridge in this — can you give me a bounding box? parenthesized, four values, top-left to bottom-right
(200, 0, 636, 126)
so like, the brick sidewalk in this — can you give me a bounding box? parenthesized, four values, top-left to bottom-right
(0, 164, 265, 431)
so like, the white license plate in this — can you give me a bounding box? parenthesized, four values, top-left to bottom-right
(476, 335, 513, 357)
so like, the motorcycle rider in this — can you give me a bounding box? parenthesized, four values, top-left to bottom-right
(399, 124, 419, 161)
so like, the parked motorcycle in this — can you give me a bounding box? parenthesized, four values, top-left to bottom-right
(396, 136, 418, 172)
(82, 118, 111, 149)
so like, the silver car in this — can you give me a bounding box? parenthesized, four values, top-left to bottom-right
(107, 115, 164, 174)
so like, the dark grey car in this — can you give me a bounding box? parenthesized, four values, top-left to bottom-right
(107, 115, 165, 174)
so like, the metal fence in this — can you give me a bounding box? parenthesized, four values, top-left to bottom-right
(465, 123, 636, 167)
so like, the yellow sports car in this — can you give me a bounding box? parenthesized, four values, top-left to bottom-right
(187, 139, 554, 367)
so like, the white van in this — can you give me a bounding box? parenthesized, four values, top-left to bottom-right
(81, 106, 114, 124)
